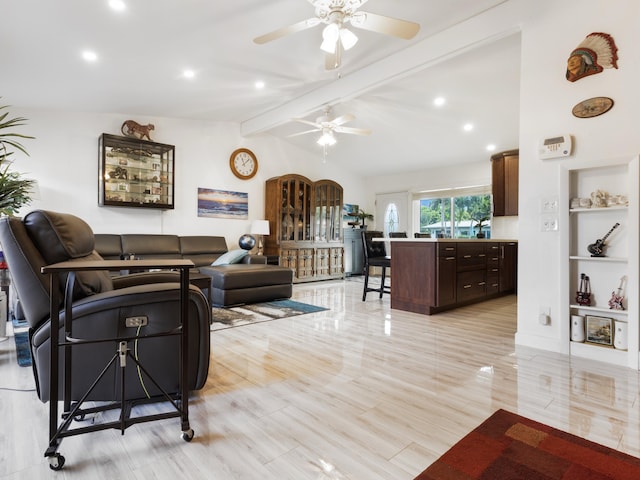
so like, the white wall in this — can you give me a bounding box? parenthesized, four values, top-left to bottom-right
(9, 108, 367, 248)
(516, 0, 640, 351)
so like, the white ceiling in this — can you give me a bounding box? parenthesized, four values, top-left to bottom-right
(2, 0, 521, 176)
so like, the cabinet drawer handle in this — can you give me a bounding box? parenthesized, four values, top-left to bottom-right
(491, 268, 499, 272)
(479, 254, 486, 257)
(446, 256, 456, 261)
(478, 282, 486, 286)
(445, 247, 455, 251)
(492, 283, 499, 287)
(463, 255, 472, 259)
(463, 284, 472, 289)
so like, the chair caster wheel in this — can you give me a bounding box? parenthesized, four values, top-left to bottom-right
(181, 428, 194, 442)
(48, 453, 66, 471)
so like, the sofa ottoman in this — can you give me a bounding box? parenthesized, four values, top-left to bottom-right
(199, 264, 293, 307)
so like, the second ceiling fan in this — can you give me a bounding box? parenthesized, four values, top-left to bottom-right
(289, 106, 371, 146)
(254, 0, 420, 69)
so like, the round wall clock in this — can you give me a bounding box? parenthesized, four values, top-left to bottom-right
(229, 148, 258, 180)
(572, 97, 614, 118)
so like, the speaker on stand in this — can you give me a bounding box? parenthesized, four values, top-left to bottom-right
(614, 320, 628, 350)
(571, 315, 585, 342)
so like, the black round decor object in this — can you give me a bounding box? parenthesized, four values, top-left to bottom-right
(238, 234, 256, 250)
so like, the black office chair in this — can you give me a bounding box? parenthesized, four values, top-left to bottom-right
(414, 232, 431, 238)
(361, 230, 391, 301)
(389, 232, 407, 238)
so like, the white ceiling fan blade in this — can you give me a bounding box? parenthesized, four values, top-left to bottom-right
(331, 113, 355, 126)
(288, 128, 321, 138)
(253, 17, 321, 44)
(292, 118, 321, 128)
(334, 126, 372, 136)
(350, 11, 420, 39)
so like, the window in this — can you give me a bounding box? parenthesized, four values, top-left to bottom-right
(416, 188, 491, 239)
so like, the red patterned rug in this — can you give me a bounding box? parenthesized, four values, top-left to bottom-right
(415, 409, 640, 479)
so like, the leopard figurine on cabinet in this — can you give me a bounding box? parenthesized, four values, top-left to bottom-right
(121, 120, 155, 141)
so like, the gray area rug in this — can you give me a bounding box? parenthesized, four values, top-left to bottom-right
(211, 299, 328, 331)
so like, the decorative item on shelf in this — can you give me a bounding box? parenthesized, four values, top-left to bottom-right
(566, 32, 618, 83)
(238, 234, 256, 251)
(587, 222, 620, 257)
(121, 120, 155, 141)
(585, 315, 613, 347)
(570, 315, 585, 342)
(575, 273, 591, 306)
(474, 216, 490, 239)
(614, 320, 628, 350)
(608, 275, 626, 310)
(590, 189, 609, 208)
(251, 220, 270, 255)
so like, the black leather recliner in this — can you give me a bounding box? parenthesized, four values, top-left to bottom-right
(0, 210, 211, 402)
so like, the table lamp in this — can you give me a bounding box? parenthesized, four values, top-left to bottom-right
(251, 220, 270, 255)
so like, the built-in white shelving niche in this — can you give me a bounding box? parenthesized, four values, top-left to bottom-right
(560, 156, 639, 369)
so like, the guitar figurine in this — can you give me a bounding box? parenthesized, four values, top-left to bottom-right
(587, 222, 620, 257)
(608, 275, 626, 310)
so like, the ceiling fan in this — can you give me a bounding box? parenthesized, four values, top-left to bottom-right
(289, 106, 371, 146)
(254, 0, 420, 69)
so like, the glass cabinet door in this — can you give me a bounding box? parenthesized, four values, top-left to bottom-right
(314, 180, 343, 242)
(280, 176, 312, 242)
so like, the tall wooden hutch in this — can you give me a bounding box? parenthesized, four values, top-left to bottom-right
(265, 174, 344, 282)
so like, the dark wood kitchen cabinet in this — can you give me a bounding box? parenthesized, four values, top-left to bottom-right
(491, 149, 519, 216)
(390, 240, 517, 315)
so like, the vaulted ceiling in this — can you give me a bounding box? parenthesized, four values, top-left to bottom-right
(3, 0, 521, 176)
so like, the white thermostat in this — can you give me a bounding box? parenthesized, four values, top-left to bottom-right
(539, 134, 573, 160)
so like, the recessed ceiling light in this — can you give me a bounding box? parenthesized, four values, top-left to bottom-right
(463, 123, 474, 132)
(486, 144, 497, 152)
(109, 0, 126, 11)
(255, 80, 265, 90)
(183, 69, 195, 79)
(82, 50, 98, 62)
(433, 96, 446, 107)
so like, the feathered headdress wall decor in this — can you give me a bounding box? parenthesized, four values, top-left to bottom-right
(566, 32, 619, 82)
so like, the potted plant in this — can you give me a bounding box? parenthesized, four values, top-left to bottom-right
(356, 208, 374, 229)
(474, 216, 490, 238)
(0, 101, 35, 216)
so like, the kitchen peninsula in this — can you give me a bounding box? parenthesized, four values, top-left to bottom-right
(386, 238, 517, 315)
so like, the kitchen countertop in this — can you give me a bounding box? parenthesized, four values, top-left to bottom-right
(374, 238, 518, 243)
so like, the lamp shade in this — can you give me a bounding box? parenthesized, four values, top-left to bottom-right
(251, 220, 270, 236)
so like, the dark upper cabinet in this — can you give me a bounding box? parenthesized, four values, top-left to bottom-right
(491, 149, 519, 216)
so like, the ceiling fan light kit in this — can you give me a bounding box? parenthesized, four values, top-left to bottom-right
(317, 129, 337, 146)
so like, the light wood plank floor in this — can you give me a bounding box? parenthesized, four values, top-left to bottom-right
(1, 278, 639, 478)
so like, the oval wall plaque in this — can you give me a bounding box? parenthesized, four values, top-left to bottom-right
(572, 97, 614, 118)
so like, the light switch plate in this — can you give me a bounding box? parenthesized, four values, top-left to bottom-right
(540, 196, 559, 214)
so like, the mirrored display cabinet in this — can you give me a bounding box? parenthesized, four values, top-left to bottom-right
(99, 133, 175, 209)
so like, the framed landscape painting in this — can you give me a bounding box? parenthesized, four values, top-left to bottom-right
(197, 188, 248, 219)
(585, 315, 613, 347)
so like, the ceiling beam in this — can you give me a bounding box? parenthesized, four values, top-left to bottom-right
(240, 0, 523, 136)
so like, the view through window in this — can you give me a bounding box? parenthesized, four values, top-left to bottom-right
(418, 193, 491, 238)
